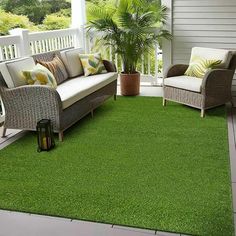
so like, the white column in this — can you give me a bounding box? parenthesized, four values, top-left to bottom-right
(71, 0, 87, 27)
(9, 28, 31, 57)
(161, 0, 173, 75)
(71, 0, 87, 51)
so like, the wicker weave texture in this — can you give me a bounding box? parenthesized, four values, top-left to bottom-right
(164, 54, 236, 112)
(164, 86, 203, 109)
(0, 49, 118, 136)
(1, 85, 62, 131)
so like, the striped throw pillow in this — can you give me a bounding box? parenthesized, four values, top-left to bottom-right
(36, 55, 68, 85)
(79, 53, 107, 76)
(185, 55, 222, 78)
(22, 64, 57, 88)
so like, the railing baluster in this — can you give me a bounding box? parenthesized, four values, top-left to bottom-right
(9, 45, 14, 59)
(0, 47, 4, 61)
(63, 37, 66, 48)
(148, 53, 151, 75)
(141, 54, 144, 75)
(66, 36, 69, 48)
(49, 39, 52, 51)
(109, 44, 112, 62)
(4, 46, 9, 60)
(115, 53, 118, 71)
(42, 40, 46, 53)
(13, 44, 18, 58)
(38, 40, 42, 53)
(34, 41, 38, 54)
(45, 40, 49, 52)
(154, 44, 159, 85)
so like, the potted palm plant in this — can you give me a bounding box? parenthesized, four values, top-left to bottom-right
(87, 0, 171, 96)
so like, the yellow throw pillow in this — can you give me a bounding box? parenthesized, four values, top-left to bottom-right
(79, 53, 107, 76)
(185, 55, 222, 78)
(22, 64, 57, 88)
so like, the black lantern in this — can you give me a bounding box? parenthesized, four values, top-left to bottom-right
(37, 119, 55, 152)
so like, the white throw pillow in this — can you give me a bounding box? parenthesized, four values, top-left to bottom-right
(6, 57, 36, 87)
(60, 48, 84, 78)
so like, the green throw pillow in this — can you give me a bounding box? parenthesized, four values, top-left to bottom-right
(185, 55, 222, 78)
(22, 64, 57, 88)
(79, 53, 107, 76)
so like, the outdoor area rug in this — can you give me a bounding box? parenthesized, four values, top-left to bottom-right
(0, 97, 234, 236)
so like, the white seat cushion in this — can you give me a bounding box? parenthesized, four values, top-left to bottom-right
(57, 72, 118, 109)
(164, 76, 202, 93)
(60, 48, 84, 78)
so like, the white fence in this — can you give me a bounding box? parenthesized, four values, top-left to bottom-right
(0, 27, 163, 122)
(0, 27, 163, 84)
(0, 35, 21, 60)
(3, 28, 83, 59)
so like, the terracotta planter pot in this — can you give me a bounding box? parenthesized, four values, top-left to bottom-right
(120, 72, 140, 96)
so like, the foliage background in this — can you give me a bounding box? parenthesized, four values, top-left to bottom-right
(0, 0, 72, 35)
(0, 0, 163, 74)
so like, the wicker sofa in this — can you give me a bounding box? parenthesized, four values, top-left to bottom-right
(163, 47, 236, 117)
(0, 48, 118, 141)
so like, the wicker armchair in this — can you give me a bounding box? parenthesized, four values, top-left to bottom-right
(163, 48, 236, 117)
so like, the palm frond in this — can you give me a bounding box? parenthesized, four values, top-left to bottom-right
(87, 0, 171, 73)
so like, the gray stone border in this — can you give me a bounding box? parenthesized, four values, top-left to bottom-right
(227, 105, 236, 236)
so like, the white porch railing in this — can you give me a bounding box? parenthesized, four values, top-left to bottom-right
(0, 27, 163, 83)
(0, 35, 21, 61)
(0, 27, 163, 122)
(28, 28, 81, 54)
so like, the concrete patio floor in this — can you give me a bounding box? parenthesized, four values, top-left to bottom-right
(0, 86, 236, 236)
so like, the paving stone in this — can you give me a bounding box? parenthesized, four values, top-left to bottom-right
(113, 225, 155, 236)
(227, 108, 236, 183)
(112, 225, 155, 235)
(155, 230, 181, 236)
(232, 183, 236, 213)
(0, 211, 79, 236)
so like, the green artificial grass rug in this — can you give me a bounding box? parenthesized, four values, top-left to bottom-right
(0, 97, 233, 236)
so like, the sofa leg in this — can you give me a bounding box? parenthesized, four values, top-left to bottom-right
(114, 94, 117, 101)
(201, 109, 205, 118)
(1, 127, 7, 138)
(163, 98, 166, 107)
(91, 110, 94, 118)
(58, 131, 64, 142)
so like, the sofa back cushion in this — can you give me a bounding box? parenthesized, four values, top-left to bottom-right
(185, 47, 233, 78)
(0, 57, 36, 88)
(36, 55, 69, 85)
(60, 48, 84, 78)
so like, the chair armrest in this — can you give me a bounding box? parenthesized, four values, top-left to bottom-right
(164, 64, 189, 78)
(0, 85, 62, 131)
(201, 69, 235, 96)
(103, 60, 117, 72)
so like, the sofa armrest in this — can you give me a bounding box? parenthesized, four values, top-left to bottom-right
(201, 69, 234, 96)
(0, 85, 62, 131)
(103, 60, 117, 72)
(164, 64, 189, 78)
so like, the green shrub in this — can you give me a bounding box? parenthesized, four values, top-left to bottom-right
(42, 14, 70, 30)
(0, 9, 38, 35)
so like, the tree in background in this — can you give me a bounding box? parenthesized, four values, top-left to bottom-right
(0, 8, 38, 35)
(42, 13, 70, 30)
(1, 0, 71, 24)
